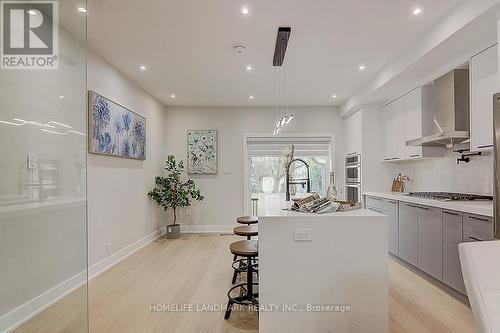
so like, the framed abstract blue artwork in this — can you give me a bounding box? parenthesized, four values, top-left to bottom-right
(88, 91, 146, 160)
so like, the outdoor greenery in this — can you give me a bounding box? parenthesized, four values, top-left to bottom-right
(148, 155, 204, 225)
(249, 155, 327, 195)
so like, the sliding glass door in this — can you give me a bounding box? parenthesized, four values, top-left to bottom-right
(0, 1, 88, 332)
(245, 135, 332, 213)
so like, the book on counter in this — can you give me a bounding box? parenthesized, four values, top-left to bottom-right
(291, 193, 342, 214)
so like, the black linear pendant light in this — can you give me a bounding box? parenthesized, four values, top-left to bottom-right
(273, 27, 293, 135)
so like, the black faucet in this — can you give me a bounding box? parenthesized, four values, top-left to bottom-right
(285, 158, 311, 201)
(454, 149, 482, 164)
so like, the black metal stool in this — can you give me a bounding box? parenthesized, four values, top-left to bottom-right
(225, 240, 259, 320)
(232, 226, 259, 284)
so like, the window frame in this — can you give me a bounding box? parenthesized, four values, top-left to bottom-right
(242, 133, 336, 215)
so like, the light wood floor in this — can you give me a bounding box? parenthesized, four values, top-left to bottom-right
(14, 234, 477, 333)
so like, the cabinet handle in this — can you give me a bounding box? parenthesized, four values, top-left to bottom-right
(405, 203, 418, 208)
(468, 216, 490, 222)
(443, 211, 459, 216)
(478, 144, 493, 149)
(417, 206, 429, 210)
(388, 200, 398, 204)
(409, 154, 420, 158)
(468, 236, 485, 242)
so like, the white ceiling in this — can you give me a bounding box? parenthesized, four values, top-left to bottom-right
(88, 0, 464, 107)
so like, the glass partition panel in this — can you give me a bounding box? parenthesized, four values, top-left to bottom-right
(0, 1, 87, 332)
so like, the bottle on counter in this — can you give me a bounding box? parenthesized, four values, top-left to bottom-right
(327, 171, 338, 202)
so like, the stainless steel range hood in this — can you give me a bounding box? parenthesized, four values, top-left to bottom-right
(407, 69, 470, 147)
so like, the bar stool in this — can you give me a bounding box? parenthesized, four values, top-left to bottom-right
(232, 226, 258, 283)
(236, 216, 258, 226)
(234, 225, 258, 240)
(233, 216, 258, 261)
(225, 240, 259, 320)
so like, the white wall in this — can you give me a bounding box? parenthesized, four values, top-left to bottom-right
(164, 106, 344, 232)
(87, 54, 167, 266)
(395, 151, 494, 195)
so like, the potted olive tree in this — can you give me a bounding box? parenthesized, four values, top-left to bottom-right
(148, 155, 204, 239)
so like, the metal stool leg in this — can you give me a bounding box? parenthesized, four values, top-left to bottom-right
(231, 265, 239, 284)
(225, 255, 258, 320)
(224, 299, 233, 319)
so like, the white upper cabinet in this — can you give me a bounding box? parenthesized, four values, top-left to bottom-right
(344, 110, 362, 156)
(382, 87, 441, 162)
(381, 98, 404, 161)
(404, 88, 424, 159)
(470, 44, 497, 152)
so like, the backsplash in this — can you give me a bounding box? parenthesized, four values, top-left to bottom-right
(396, 150, 494, 195)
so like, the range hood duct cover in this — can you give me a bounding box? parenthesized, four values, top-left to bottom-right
(407, 69, 470, 147)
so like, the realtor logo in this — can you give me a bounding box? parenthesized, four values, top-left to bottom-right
(1, 1, 58, 69)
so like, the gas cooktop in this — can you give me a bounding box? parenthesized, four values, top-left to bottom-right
(406, 192, 493, 201)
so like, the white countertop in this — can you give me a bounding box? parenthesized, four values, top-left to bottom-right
(364, 191, 493, 217)
(459, 240, 500, 333)
(257, 193, 382, 218)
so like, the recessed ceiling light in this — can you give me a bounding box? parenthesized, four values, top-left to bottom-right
(358, 64, 366, 71)
(332, 94, 337, 99)
(412, 8, 422, 15)
(58, 95, 65, 99)
(139, 65, 148, 71)
(170, 94, 176, 99)
(249, 95, 254, 100)
(77, 7, 87, 13)
(28, 10, 37, 15)
(241, 7, 249, 15)
(246, 65, 252, 71)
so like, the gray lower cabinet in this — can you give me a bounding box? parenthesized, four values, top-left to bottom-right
(417, 205, 443, 280)
(442, 210, 464, 293)
(398, 202, 418, 266)
(365, 197, 399, 255)
(386, 200, 399, 256)
(368, 195, 492, 296)
(463, 213, 494, 241)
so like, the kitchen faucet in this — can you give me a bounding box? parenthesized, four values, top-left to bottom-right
(285, 158, 311, 201)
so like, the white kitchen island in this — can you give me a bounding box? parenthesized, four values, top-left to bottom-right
(258, 195, 388, 333)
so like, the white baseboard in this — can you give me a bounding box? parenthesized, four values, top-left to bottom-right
(88, 228, 163, 279)
(0, 227, 164, 333)
(0, 271, 86, 333)
(181, 224, 234, 234)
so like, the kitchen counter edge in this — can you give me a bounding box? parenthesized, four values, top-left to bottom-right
(363, 191, 493, 217)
